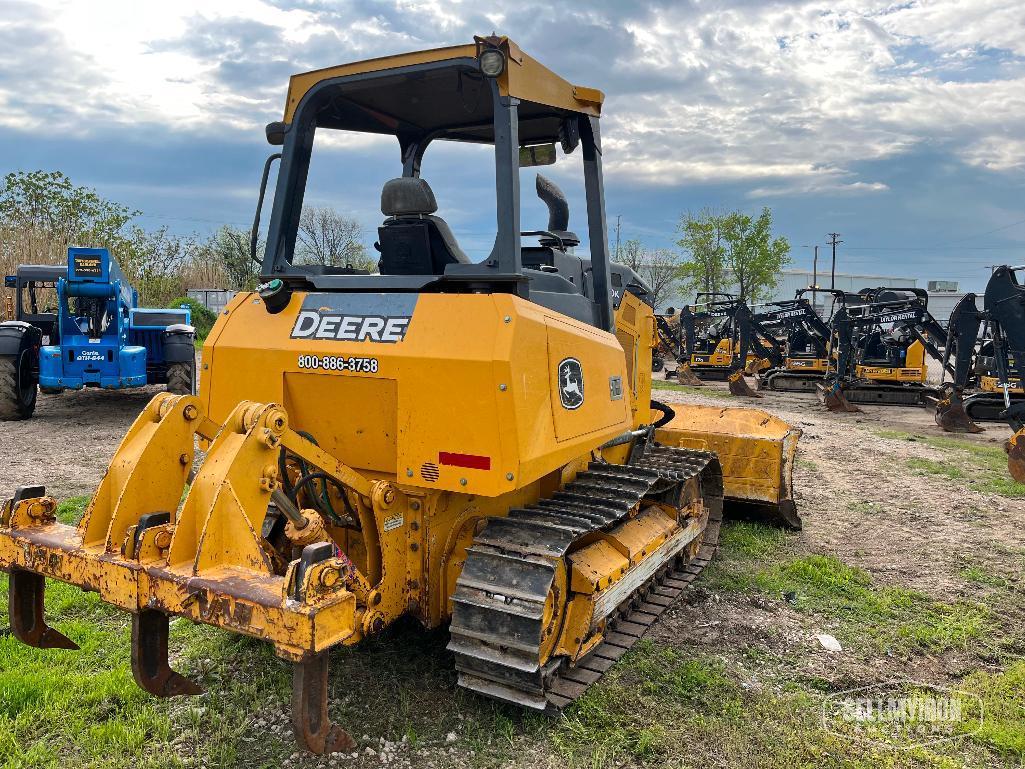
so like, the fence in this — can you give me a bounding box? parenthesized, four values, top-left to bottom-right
(186, 288, 237, 314)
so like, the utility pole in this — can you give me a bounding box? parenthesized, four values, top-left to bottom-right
(614, 215, 622, 263)
(827, 233, 842, 290)
(801, 244, 820, 312)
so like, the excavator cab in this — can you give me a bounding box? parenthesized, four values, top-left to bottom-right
(0, 36, 802, 753)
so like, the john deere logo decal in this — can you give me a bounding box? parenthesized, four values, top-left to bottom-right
(558, 358, 584, 410)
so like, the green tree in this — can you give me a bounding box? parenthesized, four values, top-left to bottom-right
(721, 208, 790, 302)
(676, 208, 789, 303)
(120, 226, 196, 305)
(676, 210, 729, 300)
(0, 170, 137, 248)
(197, 225, 260, 291)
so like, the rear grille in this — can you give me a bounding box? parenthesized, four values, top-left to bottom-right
(420, 462, 440, 482)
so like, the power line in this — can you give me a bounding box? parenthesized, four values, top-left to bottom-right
(136, 212, 252, 228)
(940, 216, 1025, 246)
(842, 245, 1022, 251)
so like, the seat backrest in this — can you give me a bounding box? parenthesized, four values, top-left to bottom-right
(378, 178, 471, 275)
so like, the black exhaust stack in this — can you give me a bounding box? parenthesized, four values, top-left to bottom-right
(535, 175, 580, 249)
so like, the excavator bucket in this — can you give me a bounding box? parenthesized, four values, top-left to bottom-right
(656, 404, 802, 529)
(677, 363, 705, 386)
(1006, 429, 1025, 484)
(933, 390, 984, 433)
(817, 381, 862, 413)
(728, 370, 762, 398)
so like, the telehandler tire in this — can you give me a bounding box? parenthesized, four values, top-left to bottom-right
(166, 362, 195, 396)
(0, 351, 38, 420)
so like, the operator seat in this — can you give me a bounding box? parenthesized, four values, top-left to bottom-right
(377, 177, 471, 275)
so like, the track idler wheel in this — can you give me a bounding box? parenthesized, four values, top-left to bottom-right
(293, 652, 355, 754)
(1006, 430, 1025, 485)
(934, 390, 983, 434)
(677, 364, 704, 386)
(727, 370, 761, 398)
(8, 569, 79, 650)
(816, 381, 861, 413)
(131, 609, 204, 698)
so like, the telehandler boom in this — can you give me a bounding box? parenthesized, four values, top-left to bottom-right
(0, 36, 801, 753)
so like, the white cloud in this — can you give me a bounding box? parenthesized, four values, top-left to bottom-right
(1, 0, 1023, 191)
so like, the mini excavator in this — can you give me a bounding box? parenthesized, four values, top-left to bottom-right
(673, 295, 778, 389)
(0, 37, 802, 753)
(757, 289, 843, 393)
(932, 266, 1025, 480)
(818, 287, 952, 411)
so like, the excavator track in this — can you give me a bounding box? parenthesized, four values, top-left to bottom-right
(448, 443, 723, 712)
(840, 382, 941, 406)
(963, 392, 1024, 422)
(761, 371, 822, 393)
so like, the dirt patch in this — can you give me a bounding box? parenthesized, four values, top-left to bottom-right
(659, 383, 1025, 597)
(0, 384, 166, 498)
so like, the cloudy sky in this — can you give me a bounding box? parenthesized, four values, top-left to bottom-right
(2, 0, 1023, 290)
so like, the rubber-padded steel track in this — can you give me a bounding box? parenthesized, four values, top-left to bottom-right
(963, 392, 1022, 422)
(839, 382, 940, 406)
(761, 371, 822, 392)
(687, 368, 730, 381)
(448, 442, 724, 711)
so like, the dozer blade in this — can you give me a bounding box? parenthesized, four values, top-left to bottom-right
(933, 391, 984, 434)
(727, 371, 762, 398)
(816, 381, 862, 413)
(655, 404, 802, 529)
(1006, 430, 1025, 484)
(677, 363, 705, 386)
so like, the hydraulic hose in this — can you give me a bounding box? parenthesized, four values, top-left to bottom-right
(650, 399, 676, 429)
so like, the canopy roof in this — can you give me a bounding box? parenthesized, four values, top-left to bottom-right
(281, 37, 604, 145)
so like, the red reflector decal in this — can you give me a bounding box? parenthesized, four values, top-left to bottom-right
(439, 451, 491, 471)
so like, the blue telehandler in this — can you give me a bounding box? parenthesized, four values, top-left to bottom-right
(0, 247, 196, 420)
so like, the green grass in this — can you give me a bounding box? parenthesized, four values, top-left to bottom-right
(961, 564, 1012, 589)
(718, 520, 789, 558)
(706, 523, 992, 657)
(876, 429, 1025, 497)
(55, 496, 90, 525)
(957, 661, 1025, 755)
(553, 639, 992, 768)
(848, 499, 884, 515)
(0, 515, 1017, 767)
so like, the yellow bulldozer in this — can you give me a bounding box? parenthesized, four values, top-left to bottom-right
(0, 36, 801, 753)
